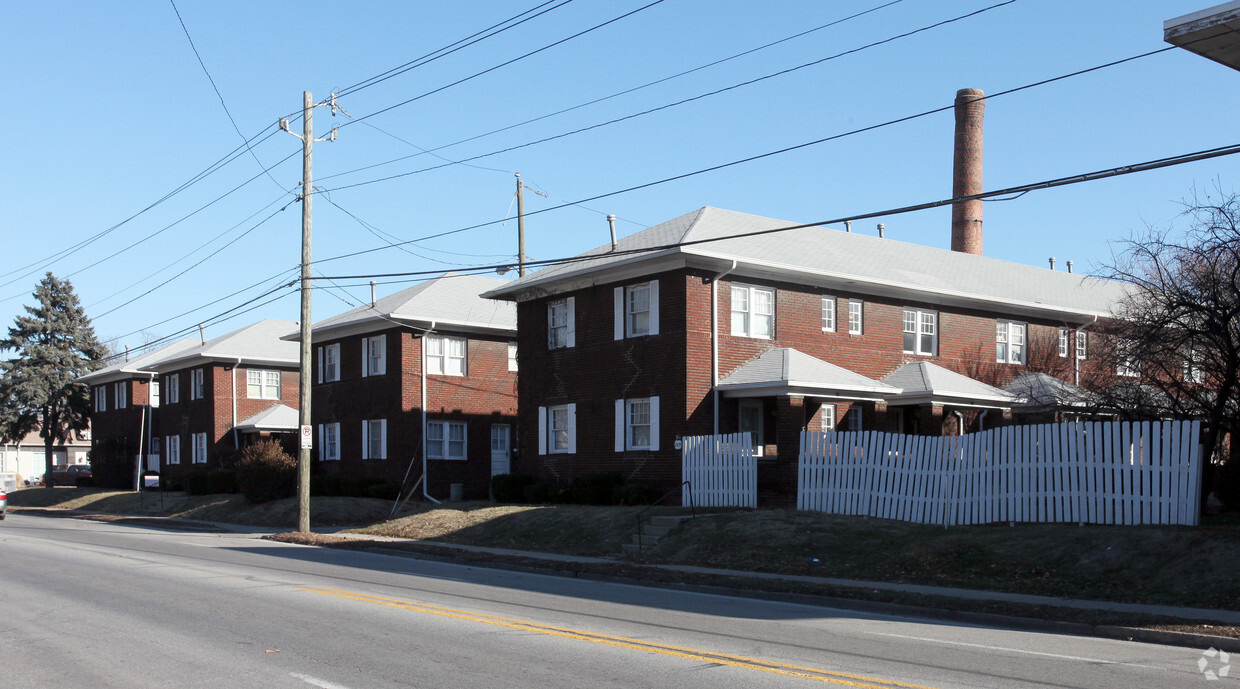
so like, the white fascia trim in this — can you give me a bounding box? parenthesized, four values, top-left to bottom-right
(886, 392, 1016, 408)
(718, 382, 901, 399)
(683, 248, 1120, 322)
(484, 253, 688, 303)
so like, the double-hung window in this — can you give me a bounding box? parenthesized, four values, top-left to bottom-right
(548, 298, 575, 349)
(731, 284, 774, 338)
(362, 419, 387, 460)
(615, 397, 659, 451)
(93, 386, 106, 412)
(113, 382, 127, 409)
(614, 281, 658, 338)
(318, 343, 340, 383)
(247, 370, 281, 399)
(165, 435, 181, 465)
(1059, 328, 1070, 358)
(821, 296, 837, 332)
(151, 380, 160, 408)
(1076, 331, 1088, 360)
(317, 423, 340, 461)
(902, 308, 937, 355)
(191, 432, 208, 464)
(539, 404, 576, 454)
(996, 320, 1027, 364)
(165, 374, 180, 404)
(848, 300, 864, 335)
(427, 335, 467, 376)
(190, 368, 204, 400)
(507, 342, 518, 372)
(427, 420, 467, 460)
(1184, 346, 1206, 384)
(362, 335, 387, 376)
(820, 404, 837, 433)
(1116, 338, 1140, 377)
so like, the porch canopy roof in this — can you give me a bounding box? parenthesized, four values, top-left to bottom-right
(717, 348, 900, 401)
(1004, 372, 1095, 413)
(881, 361, 1015, 410)
(235, 404, 298, 433)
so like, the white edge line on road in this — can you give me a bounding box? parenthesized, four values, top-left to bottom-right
(861, 631, 1172, 671)
(290, 672, 355, 689)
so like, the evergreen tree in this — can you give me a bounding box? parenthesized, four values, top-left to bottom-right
(0, 273, 108, 485)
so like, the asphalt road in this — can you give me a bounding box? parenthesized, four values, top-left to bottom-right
(0, 513, 1228, 689)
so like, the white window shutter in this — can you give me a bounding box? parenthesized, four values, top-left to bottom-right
(361, 338, 369, 378)
(614, 287, 625, 340)
(361, 421, 370, 459)
(376, 336, 387, 375)
(566, 297, 576, 348)
(380, 419, 388, 459)
(566, 403, 577, 453)
(317, 425, 323, 458)
(614, 399, 625, 452)
(649, 396, 660, 451)
(649, 280, 659, 336)
(317, 347, 323, 384)
(537, 406, 547, 455)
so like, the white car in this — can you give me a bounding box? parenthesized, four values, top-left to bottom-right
(0, 488, 7, 520)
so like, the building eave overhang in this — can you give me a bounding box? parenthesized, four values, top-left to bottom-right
(884, 391, 1016, 410)
(717, 381, 900, 401)
(287, 315, 516, 343)
(143, 354, 298, 373)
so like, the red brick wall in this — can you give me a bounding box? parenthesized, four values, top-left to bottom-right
(88, 377, 157, 486)
(311, 327, 517, 499)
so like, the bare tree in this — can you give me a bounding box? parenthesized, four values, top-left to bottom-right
(1101, 189, 1240, 468)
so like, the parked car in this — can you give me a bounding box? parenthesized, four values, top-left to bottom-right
(0, 488, 7, 519)
(47, 464, 92, 487)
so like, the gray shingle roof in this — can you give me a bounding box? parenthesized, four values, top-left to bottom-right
(484, 206, 1129, 320)
(235, 403, 298, 432)
(297, 272, 515, 340)
(145, 319, 300, 371)
(78, 339, 200, 384)
(881, 361, 1015, 408)
(1004, 372, 1096, 411)
(717, 348, 900, 400)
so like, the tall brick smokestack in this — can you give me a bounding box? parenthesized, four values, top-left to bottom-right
(951, 88, 984, 255)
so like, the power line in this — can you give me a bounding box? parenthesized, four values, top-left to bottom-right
(310, 141, 1240, 283)
(311, 44, 1178, 267)
(320, 0, 1017, 194)
(335, 0, 576, 97)
(318, 0, 908, 184)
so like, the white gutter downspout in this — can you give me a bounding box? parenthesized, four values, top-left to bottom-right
(422, 322, 441, 504)
(1074, 315, 1099, 386)
(135, 372, 156, 491)
(979, 409, 989, 433)
(711, 261, 738, 436)
(954, 410, 965, 436)
(231, 357, 242, 448)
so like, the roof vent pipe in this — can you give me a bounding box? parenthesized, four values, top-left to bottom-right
(370, 281, 377, 308)
(125, 345, 130, 362)
(1049, 257, 1056, 271)
(608, 214, 618, 250)
(198, 324, 206, 344)
(1066, 260, 1074, 274)
(877, 223, 885, 238)
(845, 220, 852, 233)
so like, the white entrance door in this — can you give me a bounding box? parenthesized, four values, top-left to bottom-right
(490, 425, 511, 476)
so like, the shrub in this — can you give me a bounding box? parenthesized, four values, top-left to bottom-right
(207, 470, 238, 495)
(340, 476, 384, 498)
(312, 474, 342, 497)
(491, 473, 536, 503)
(570, 473, 623, 505)
(524, 481, 565, 504)
(182, 467, 212, 496)
(614, 481, 662, 506)
(75, 476, 95, 488)
(368, 482, 401, 501)
(1217, 458, 1240, 512)
(235, 439, 297, 504)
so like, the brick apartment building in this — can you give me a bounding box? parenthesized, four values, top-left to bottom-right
(292, 273, 517, 500)
(484, 205, 1129, 504)
(146, 319, 300, 478)
(79, 338, 198, 487)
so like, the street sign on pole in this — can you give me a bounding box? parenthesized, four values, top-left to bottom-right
(300, 424, 313, 450)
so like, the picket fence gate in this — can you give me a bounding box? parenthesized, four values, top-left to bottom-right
(798, 420, 1202, 526)
(682, 432, 757, 507)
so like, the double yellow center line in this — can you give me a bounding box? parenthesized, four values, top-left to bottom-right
(299, 586, 940, 688)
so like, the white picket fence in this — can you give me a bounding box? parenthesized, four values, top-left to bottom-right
(682, 432, 757, 507)
(798, 420, 1203, 526)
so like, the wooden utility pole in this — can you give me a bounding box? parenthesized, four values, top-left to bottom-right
(515, 173, 527, 277)
(297, 91, 313, 533)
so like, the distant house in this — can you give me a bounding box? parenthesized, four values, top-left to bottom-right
(484, 206, 1128, 504)
(0, 427, 91, 485)
(290, 273, 517, 500)
(78, 338, 198, 487)
(145, 319, 300, 478)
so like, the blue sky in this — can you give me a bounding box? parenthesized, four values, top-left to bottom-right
(4, 0, 1240, 354)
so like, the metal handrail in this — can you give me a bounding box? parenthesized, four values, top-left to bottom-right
(633, 480, 694, 554)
